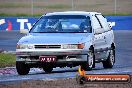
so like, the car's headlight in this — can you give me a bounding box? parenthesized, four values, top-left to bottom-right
(62, 44, 84, 49)
(16, 44, 34, 49)
(27, 45, 34, 49)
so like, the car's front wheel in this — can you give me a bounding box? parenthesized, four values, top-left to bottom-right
(82, 49, 95, 71)
(16, 62, 30, 75)
(102, 48, 115, 68)
(43, 66, 53, 73)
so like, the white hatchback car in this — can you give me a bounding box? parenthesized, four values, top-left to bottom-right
(16, 11, 115, 75)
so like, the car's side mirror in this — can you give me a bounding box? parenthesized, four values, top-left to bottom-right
(20, 29, 29, 34)
(94, 28, 104, 34)
(108, 22, 112, 29)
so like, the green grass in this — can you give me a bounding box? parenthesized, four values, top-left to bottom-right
(0, 13, 131, 17)
(0, 53, 16, 68)
(79, 3, 107, 8)
(35, 4, 71, 9)
(0, 3, 30, 8)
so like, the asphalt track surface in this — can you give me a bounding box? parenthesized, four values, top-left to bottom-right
(0, 30, 132, 83)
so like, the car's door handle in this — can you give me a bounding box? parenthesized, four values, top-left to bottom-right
(104, 36, 106, 39)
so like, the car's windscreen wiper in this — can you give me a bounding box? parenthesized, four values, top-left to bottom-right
(31, 31, 88, 33)
(31, 31, 59, 33)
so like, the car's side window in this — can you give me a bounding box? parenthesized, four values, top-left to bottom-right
(92, 16, 102, 29)
(96, 15, 110, 32)
(92, 15, 104, 34)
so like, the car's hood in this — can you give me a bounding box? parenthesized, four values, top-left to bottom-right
(18, 33, 92, 44)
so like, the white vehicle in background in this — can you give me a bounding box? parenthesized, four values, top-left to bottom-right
(16, 11, 115, 75)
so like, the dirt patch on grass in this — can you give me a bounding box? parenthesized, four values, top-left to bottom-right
(0, 77, 132, 88)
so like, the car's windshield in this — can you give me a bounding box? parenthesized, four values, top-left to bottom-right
(30, 15, 92, 33)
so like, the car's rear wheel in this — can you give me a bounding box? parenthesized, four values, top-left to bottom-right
(16, 62, 30, 75)
(43, 66, 53, 73)
(102, 48, 115, 68)
(82, 49, 95, 71)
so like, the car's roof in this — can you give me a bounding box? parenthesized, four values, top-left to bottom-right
(45, 11, 101, 16)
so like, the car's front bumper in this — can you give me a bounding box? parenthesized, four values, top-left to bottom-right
(16, 49, 88, 56)
(16, 49, 89, 62)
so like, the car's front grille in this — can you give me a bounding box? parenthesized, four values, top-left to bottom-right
(35, 45, 61, 49)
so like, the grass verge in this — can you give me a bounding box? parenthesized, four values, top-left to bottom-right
(0, 13, 132, 17)
(35, 4, 71, 9)
(0, 53, 16, 68)
(0, 3, 30, 8)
